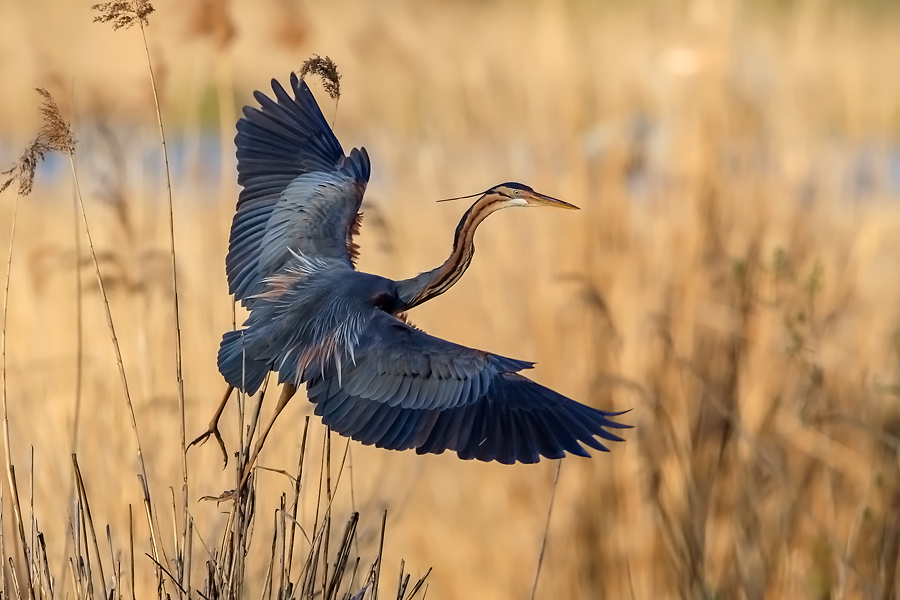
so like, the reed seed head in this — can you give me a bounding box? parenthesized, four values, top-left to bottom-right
(91, 0, 154, 30)
(1, 88, 75, 196)
(299, 55, 341, 101)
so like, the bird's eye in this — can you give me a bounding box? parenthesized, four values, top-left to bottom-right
(513, 190, 520, 195)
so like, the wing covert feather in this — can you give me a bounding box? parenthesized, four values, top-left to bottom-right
(305, 312, 628, 464)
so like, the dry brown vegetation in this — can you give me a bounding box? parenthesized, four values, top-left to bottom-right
(1, 0, 900, 598)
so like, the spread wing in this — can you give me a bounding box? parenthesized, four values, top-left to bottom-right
(305, 312, 629, 464)
(227, 73, 371, 306)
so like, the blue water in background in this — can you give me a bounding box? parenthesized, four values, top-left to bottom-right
(0, 129, 231, 204)
(2, 126, 899, 205)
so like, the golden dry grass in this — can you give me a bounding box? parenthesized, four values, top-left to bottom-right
(1, 0, 900, 598)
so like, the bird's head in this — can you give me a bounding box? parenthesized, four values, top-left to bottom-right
(482, 182, 579, 210)
(439, 182, 579, 210)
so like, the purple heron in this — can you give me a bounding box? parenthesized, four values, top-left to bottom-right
(190, 73, 628, 487)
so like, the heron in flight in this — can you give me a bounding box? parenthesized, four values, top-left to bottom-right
(190, 73, 628, 487)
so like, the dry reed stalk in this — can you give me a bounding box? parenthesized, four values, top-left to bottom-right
(28, 451, 33, 600)
(128, 505, 135, 600)
(322, 427, 332, 600)
(347, 445, 359, 558)
(70, 111, 84, 457)
(9, 555, 23, 600)
(167, 491, 178, 592)
(1, 480, 7, 599)
(396, 559, 407, 600)
(307, 427, 328, 593)
(143, 552, 188, 596)
(260, 512, 277, 600)
(9, 86, 163, 588)
(275, 495, 287, 599)
(95, 127, 186, 587)
(66, 558, 79, 600)
(285, 417, 311, 582)
(67, 509, 82, 599)
(105, 525, 117, 600)
(91, 6, 190, 591)
(5, 468, 34, 600)
(327, 512, 358, 599)
(72, 455, 107, 600)
(404, 567, 432, 600)
(37, 532, 52, 598)
(213, 415, 425, 600)
(530, 460, 562, 600)
(1, 145, 35, 600)
(374, 510, 386, 600)
(56, 175, 85, 600)
(67, 130, 167, 583)
(292, 435, 348, 596)
(134, 14, 190, 564)
(212, 337, 250, 595)
(183, 515, 193, 600)
(242, 382, 268, 487)
(77, 490, 95, 599)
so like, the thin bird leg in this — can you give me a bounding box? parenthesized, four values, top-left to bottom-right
(238, 382, 298, 491)
(187, 385, 234, 467)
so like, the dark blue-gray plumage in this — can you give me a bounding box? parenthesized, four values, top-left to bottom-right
(227, 75, 369, 305)
(193, 73, 628, 483)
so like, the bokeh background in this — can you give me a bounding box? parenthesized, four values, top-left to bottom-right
(2, 0, 900, 598)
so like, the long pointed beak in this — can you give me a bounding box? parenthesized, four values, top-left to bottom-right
(524, 190, 580, 210)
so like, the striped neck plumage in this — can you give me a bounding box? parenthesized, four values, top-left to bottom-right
(395, 193, 507, 310)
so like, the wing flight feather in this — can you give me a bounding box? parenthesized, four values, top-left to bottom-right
(305, 312, 629, 464)
(227, 73, 371, 306)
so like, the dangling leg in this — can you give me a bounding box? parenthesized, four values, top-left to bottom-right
(188, 374, 275, 468)
(237, 382, 298, 492)
(187, 385, 235, 467)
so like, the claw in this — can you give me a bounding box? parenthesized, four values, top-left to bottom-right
(192, 377, 291, 499)
(187, 426, 229, 469)
(187, 385, 235, 469)
(198, 468, 254, 504)
(199, 488, 237, 503)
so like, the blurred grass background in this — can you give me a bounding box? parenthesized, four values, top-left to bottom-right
(2, 0, 900, 597)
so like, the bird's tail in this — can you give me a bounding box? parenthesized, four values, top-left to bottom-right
(217, 329, 269, 395)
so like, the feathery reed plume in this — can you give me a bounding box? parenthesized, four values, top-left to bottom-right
(1, 89, 74, 196)
(1, 146, 39, 197)
(299, 55, 341, 102)
(0, 167, 17, 196)
(34, 89, 76, 154)
(90, 0, 153, 29)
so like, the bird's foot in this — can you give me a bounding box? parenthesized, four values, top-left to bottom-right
(187, 425, 229, 469)
(198, 467, 253, 503)
(199, 488, 237, 503)
(187, 385, 235, 469)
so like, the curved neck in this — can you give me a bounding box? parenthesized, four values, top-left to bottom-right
(396, 194, 506, 310)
